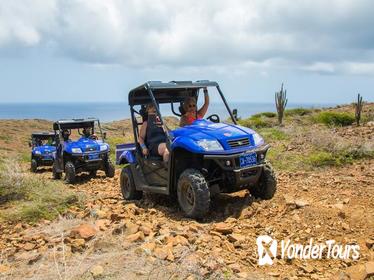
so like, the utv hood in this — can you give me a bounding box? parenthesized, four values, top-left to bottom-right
(171, 119, 264, 153)
(64, 137, 107, 153)
(33, 145, 56, 154)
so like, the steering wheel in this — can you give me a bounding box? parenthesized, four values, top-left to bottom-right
(206, 114, 220, 123)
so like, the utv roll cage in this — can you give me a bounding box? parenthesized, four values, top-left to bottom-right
(30, 132, 56, 146)
(128, 80, 237, 145)
(53, 118, 105, 139)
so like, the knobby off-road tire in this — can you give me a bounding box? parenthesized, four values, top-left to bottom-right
(105, 159, 115, 178)
(31, 159, 38, 173)
(177, 169, 210, 219)
(52, 163, 62, 179)
(65, 161, 76, 184)
(120, 166, 142, 200)
(250, 163, 277, 200)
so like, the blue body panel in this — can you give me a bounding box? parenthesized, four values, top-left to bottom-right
(170, 119, 264, 154)
(64, 137, 108, 154)
(115, 119, 265, 164)
(116, 143, 136, 164)
(32, 145, 56, 160)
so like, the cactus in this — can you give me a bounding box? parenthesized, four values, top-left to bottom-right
(275, 83, 288, 125)
(354, 93, 364, 126)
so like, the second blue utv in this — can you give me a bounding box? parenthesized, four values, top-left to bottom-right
(116, 81, 277, 219)
(52, 118, 115, 184)
(30, 132, 56, 173)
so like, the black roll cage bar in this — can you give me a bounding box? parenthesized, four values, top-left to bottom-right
(53, 118, 105, 141)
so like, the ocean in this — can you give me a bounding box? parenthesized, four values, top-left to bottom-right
(0, 102, 335, 122)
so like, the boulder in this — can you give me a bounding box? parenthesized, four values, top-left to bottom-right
(90, 265, 104, 278)
(70, 224, 97, 240)
(70, 238, 85, 252)
(212, 223, 233, 234)
(365, 261, 374, 277)
(125, 231, 144, 242)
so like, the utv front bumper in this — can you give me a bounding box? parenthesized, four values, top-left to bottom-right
(33, 155, 54, 166)
(71, 152, 109, 171)
(204, 144, 270, 191)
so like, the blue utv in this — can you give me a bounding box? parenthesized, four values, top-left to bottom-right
(116, 81, 277, 218)
(30, 132, 56, 173)
(52, 118, 115, 183)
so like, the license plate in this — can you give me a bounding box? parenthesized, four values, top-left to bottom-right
(239, 153, 257, 168)
(89, 154, 99, 160)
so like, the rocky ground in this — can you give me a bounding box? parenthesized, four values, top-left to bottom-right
(0, 105, 373, 279)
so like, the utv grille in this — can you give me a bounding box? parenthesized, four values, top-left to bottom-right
(227, 137, 250, 148)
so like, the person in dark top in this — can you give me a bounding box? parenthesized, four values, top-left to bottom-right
(139, 103, 169, 162)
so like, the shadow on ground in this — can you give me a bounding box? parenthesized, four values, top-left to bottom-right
(132, 190, 255, 223)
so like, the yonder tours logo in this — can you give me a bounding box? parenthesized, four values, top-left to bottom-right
(256, 235, 360, 266)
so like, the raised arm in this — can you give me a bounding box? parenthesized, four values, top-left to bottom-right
(198, 88, 210, 117)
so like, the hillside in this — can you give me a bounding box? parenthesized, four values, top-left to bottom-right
(0, 103, 373, 279)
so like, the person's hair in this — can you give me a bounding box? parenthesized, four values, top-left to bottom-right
(183, 97, 197, 112)
(146, 103, 155, 112)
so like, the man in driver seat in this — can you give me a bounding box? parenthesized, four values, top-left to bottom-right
(179, 87, 209, 127)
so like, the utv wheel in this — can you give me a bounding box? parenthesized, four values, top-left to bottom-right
(105, 160, 115, 178)
(65, 161, 76, 184)
(31, 159, 38, 173)
(177, 169, 210, 219)
(52, 164, 62, 179)
(250, 164, 277, 200)
(120, 166, 142, 200)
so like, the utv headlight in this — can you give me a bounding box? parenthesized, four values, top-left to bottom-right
(71, 148, 82, 153)
(35, 150, 41, 155)
(100, 144, 108, 151)
(252, 133, 264, 146)
(197, 139, 224, 151)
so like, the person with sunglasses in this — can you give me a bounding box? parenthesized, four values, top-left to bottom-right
(179, 87, 210, 127)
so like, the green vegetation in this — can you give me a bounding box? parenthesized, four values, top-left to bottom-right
(313, 112, 355, 126)
(106, 136, 128, 163)
(251, 112, 276, 118)
(285, 108, 313, 116)
(306, 147, 374, 167)
(238, 116, 275, 128)
(20, 152, 30, 163)
(354, 93, 364, 126)
(257, 127, 288, 141)
(0, 160, 81, 223)
(275, 83, 288, 125)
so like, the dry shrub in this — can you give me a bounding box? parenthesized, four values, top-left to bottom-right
(0, 159, 80, 222)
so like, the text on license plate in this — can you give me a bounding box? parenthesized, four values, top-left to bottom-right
(239, 153, 257, 167)
(89, 154, 99, 160)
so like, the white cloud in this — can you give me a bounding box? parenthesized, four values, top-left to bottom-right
(0, 0, 373, 74)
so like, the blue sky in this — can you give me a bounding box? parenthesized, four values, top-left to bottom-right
(0, 0, 373, 104)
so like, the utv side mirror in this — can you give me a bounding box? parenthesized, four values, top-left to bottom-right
(233, 109, 240, 121)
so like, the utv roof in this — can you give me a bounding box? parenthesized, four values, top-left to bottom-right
(31, 132, 55, 139)
(53, 118, 99, 130)
(128, 80, 219, 106)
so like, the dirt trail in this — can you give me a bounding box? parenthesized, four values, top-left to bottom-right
(0, 157, 373, 279)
